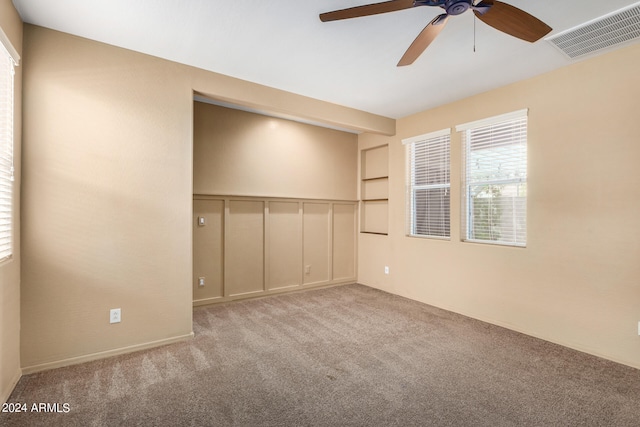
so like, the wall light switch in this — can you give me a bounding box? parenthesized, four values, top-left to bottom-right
(384, 266, 389, 275)
(198, 216, 206, 226)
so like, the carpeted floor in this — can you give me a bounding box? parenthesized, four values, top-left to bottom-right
(2, 284, 639, 426)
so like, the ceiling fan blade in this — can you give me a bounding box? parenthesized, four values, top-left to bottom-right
(320, 0, 416, 22)
(397, 14, 449, 66)
(473, 0, 552, 43)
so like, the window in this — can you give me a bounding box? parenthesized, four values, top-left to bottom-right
(0, 29, 19, 262)
(457, 110, 527, 247)
(404, 129, 451, 238)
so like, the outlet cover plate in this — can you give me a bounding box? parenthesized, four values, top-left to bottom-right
(110, 308, 121, 324)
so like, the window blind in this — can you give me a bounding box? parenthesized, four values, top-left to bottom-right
(0, 35, 17, 262)
(459, 111, 527, 246)
(404, 129, 451, 238)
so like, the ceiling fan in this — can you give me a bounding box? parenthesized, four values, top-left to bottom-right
(319, 0, 552, 66)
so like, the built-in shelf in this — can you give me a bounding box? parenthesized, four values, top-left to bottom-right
(362, 176, 388, 182)
(360, 145, 389, 235)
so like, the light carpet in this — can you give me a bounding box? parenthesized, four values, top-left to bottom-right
(3, 284, 639, 426)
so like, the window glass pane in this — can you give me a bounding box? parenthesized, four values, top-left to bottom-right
(461, 114, 527, 247)
(0, 43, 15, 261)
(405, 130, 451, 239)
(467, 183, 526, 245)
(413, 187, 450, 237)
(413, 139, 450, 186)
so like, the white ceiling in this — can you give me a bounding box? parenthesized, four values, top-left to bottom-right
(11, 0, 640, 119)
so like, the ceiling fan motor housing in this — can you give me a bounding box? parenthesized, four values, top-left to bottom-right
(413, 0, 473, 15)
(321, 0, 551, 66)
(444, 0, 472, 15)
(414, 1, 450, 6)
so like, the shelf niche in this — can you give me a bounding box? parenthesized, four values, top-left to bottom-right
(360, 145, 388, 235)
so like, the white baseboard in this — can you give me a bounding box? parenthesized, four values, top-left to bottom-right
(1, 368, 22, 404)
(21, 332, 194, 375)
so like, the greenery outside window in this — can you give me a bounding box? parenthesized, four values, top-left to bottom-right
(457, 110, 528, 247)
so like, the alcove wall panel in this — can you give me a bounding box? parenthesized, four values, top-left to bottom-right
(193, 199, 224, 302)
(267, 201, 302, 291)
(193, 196, 356, 305)
(333, 204, 357, 281)
(193, 102, 358, 201)
(226, 200, 265, 297)
(303, 203, 331, 285)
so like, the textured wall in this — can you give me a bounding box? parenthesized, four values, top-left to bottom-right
(358, 43, 640, 368)
(193, 102, 358, 201)
(20, 25, 389, 372)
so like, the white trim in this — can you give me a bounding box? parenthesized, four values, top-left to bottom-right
(455, 109, 528, 132)
(402, 128, 451, 145)
(0, 27, 19, 65)
(0, 39, 15, 260)
(405, 129, 451, 239)
(464, 238, 526, 248)
(1, 368, 21, 405)
(21, 332, 195, 374)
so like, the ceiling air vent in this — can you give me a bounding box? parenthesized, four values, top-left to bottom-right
(546, 2, 640, 59)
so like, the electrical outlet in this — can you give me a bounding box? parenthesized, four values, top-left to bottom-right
(110, 308, 121, 324)
(305, 265, 311, 275)
(384, 266, 389, 275)
(198, 277, 205, 287)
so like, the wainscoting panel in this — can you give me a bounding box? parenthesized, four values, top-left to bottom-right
(303, 203, 331, 285)
(192, 199, 224, 302)
(267, 201, 303, 291)
(333, 203, 357, 281)
(193, 196, 356, 306)
(226, 200, 265, 297)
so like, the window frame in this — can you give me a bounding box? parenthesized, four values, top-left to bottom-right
(457, 109, 528, 247)
(0, 28, 19, 263)
(403, 128, 451, 240)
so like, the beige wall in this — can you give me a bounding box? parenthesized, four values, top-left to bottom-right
(0, 0, 22, 404)
(193, 102, 358, 200)
(20, 25, 390, 372)
(192, 103, 358, 304)
(193, 196, 357, 305)
(17, 13, 638, 382)
(358, 43, 640, 368)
